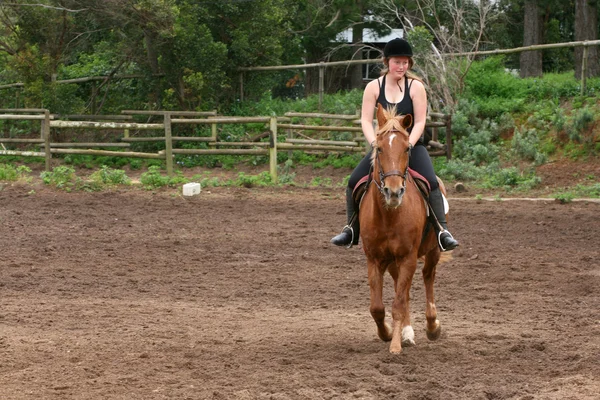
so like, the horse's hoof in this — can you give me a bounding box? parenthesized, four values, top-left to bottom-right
(401, 326, 416, 346)
(426, 321, 442, 341)
(389, 343, 402, 354)
(377, 323, 393, 342)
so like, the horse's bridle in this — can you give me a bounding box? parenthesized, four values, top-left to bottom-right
(373, 130, 412, 195)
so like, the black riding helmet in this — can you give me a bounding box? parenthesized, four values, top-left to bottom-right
(383, 38, 413, 58)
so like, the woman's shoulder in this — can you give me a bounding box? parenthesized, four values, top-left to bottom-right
(366, 77, 382, 88)
(364, 78, 381, 95)
(408, 78, 426, 95)
(408, 78, 424, 89)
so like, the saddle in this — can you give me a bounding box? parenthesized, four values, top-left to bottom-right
(352, 168, 431, 208)
(349, 168, 434, 245)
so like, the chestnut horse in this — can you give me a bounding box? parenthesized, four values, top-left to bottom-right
(359, 104, 447, 354)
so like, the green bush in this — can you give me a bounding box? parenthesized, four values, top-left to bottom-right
(437, 159, 485, 182)
(453, 128, 499, 166)
(482, 167, 541, 191)
(511, 127, 547, 165)
(235, 171, 272, 187)
(89, 166, 131, 186)
(40, 166, 77, 190)
(0, 164, 31, 181)
(567, 106, 595, 143)
(139, 166, 188, 190)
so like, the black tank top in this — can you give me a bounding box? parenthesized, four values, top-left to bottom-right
(377, 74, 414, 132)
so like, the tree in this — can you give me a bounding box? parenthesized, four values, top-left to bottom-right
(574, 0, 599, 79)
(375, 0, 501, 111)
(519, 0, 543, 78)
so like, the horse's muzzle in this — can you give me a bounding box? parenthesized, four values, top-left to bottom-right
(383, 186, 405, 207)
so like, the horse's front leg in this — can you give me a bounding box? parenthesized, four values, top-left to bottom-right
(367, 258, 392, 342)
(423, 250, 442, 340)
(389, 255, 418, 353)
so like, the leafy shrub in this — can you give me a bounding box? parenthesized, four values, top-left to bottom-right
(0, 164, 31, 181)
(235, 171, 272, 187)
(567, 106, 595, 143)
(89, 166, 131, 186)
(511, 127, 547, 165)
(139, 166, 188, 189)
(453, 128, 499, 166)
(40, 166, 77, 190)
(463, 56, 528, 118)
(437, 159, 485, 181)
(278, 159, 296, 185)
(482, 167, 541, 190)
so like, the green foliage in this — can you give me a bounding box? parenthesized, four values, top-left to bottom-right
(511, 127, 547, 165)
(437, 159, 485, 182)
(40, 166, 77, 190)
(543, 19, 573, 73)
(463, 56, 528, 118)
(0, 164, 31, 181)
(551, 180, 600, 203)
(566, 107, 594, 143)
(235, 171, 272, 187)
(278, 159, 297, 185)
(451, 107, 501, 166)
(88, 166, 131, 186)
(309, 176, 333, 187)
(482, 167, 541, 191)
(139, 165, 188, 190)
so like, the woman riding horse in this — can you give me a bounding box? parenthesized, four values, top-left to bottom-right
(331, 38, 458, 251)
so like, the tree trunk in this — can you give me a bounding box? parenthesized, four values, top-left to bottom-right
(350, 24, 364, 89)
(574, 0, 600, 79)
(520, 0, 543, 78)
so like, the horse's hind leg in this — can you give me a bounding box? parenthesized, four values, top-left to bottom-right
(423, 250, 442, 340)
(368, 259, 392, 342)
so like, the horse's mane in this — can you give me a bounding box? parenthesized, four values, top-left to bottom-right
(377, 107, 409, 138)
(371, 106, 410, 162)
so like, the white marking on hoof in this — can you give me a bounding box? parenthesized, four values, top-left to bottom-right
(401, 326, 416, 346)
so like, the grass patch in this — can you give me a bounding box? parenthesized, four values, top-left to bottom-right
(0, 163, 32, 182)
(551, 183, 600, 202)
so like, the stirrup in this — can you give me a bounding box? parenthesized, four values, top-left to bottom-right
(341, 225, 355, 249)
(437, 229, 456, 252)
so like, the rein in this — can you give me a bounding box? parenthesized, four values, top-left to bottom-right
(373, 129, 412, 196)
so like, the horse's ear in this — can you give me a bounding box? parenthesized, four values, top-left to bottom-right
(376, 104, 386, 128)
(401, 114, 413, 130)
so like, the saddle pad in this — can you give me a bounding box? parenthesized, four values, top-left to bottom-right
(408, 168, 431, 191)
(352, 168, 431, 196)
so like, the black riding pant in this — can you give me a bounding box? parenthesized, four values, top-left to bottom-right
(348, 142, 439, 191)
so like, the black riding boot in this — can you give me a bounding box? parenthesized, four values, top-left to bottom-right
(330, 187, 360, 248)
(429, 188, 459, 251)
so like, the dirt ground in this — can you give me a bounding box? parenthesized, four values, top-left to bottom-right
(1, 176, 599, 399)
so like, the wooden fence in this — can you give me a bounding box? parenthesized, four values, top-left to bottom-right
(0, 109, 452, 183)
(239, 39, 600, 107)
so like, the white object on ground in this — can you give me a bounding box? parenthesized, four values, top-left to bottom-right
(182, 182, 201, 196)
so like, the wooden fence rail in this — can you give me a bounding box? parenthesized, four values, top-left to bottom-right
(0, 109, 453, 183)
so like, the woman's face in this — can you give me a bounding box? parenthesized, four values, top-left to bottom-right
(387, 56, 411, 78)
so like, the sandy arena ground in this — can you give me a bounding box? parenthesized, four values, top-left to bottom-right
(1, 182, 599, 399)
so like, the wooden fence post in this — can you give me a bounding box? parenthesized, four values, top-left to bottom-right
(239, 72, 244, 102)
(581, 44, 588, 96)
(445, 114, 453, 160)
(43, 110, 51, 171)
(211, 114, 218, 142)
(164, 113, 173, 176)
(269, 116, 278, 183)
(318, 62, 324, 112)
